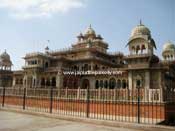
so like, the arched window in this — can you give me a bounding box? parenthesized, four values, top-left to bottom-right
(104, 80, 108, 88)
(100, 80, 103, 88)
(16, 79, 19, 85)
(52, 77, 56, 87)
(135, 75, 142, 88)
(63, 79, 67, 88)
(116, 79, 121, 88)
(141, 45, 146, 54)
(167, 55, 170, 60)
(84, 64, 88, 71)
(33, 79, 36, 87)
(136, 79, 141, 87)
(20, 79, 23, 84)
(45, 62, 49, 68)
(122, 80, 127, 89)
(74, 65, 78, 70)
(132, 46, 135, 54)
(164, 56, 167, 60)
(94, 65, 98, 70)
(88, 65, 91, 70)
(109, 78, 116, 89)
(24, 79, 26, 85)
(95, 80, 99, 89)
(136, 45, 140, 54)
(73, 80, 78, 89)
(46, 79, 50, 86)
(41, 78, 45, 86)
(171, 55, 173, 60)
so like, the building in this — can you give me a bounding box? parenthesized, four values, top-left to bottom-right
(0, 50, 13, 87)
(1, 22, 175, 102)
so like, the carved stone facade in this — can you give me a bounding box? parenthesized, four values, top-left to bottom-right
(1, 23, 175, 102)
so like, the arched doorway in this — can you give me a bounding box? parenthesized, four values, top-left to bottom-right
(51, 77, 56, 88)
(82, 79, 90, 89)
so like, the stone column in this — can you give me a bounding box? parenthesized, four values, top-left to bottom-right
(45, 79, 47, 88)
(89, 76, 95, 89)
(159, 71, 163, 102)
(145, 71, 150, 101)
(77, 86, 80, 99)
(91, 62, 94, 71)
(128, 71, 133, 90)
(56, 71, 63, 89)
(12, 77, 16, 87)
(98, 87, 102, 100)
(37, 78, 41, 88)
(56, 71, 64, 97)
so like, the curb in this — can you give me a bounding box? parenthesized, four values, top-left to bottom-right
(0, 107, 175, 130)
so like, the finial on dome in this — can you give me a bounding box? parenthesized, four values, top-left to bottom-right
(89, 24, 92, 28)
(139, 19, 142, 25)
(45, 46, 49, 50)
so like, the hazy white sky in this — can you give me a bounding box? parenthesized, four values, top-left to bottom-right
(0, 0, 85, 19)
(0, 0, 174, 70)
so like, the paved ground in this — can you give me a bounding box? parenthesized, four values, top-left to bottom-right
(0, 111, 174, 131)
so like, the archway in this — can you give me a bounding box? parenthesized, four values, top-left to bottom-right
(51, 77, 56, 87)
(109, 78, 116, 89)
(82, 79, 90, 89)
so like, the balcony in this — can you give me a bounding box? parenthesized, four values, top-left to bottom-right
(128, 63, 150, 69)
(125, 54, 151, 59)
(22, 64, 43, 69)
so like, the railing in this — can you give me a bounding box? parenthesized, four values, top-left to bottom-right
(22, 64, 43, 69)
(25, 52, 48, 58)
(0, 87, 175, 125)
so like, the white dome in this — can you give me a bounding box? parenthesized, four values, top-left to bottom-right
(131, 24, 151, 37)
(84, 25, 96, 36)
(163, 41, 175, 52)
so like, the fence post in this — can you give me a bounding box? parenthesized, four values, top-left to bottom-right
(50, 87, 53, 113)
(23, 88, 26, 110)
(86, 86, 90, 118)
(2, 87, 5, 107)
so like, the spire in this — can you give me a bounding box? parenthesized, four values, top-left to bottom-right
(139, 19, 143, 25)
(45, 40, 50, 54)
(45, 46, 49, 50)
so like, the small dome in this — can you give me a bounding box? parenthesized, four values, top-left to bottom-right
(131, 23, 151, 37)
(0, 50, 12, 66)
(163, 41, 175, 52)
(0, 50, 10, 61)
(84, 25, 96, 36)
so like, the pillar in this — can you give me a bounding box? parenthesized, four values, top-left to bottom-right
(89, 76, 95, 89)
(12, 77, 16, 86)
(145, 71, 150, 101)
(128, 71, 132, 90)
(56, 71, 63, 89)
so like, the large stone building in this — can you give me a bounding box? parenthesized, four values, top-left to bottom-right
(1, 22, 175, 102)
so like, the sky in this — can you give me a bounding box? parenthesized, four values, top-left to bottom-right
(0, 0, 174, 70)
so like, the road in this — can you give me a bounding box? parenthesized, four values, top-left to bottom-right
(0, 110, 173, 131)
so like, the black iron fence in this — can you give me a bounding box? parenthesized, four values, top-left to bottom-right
(0, 87, 175, 125)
